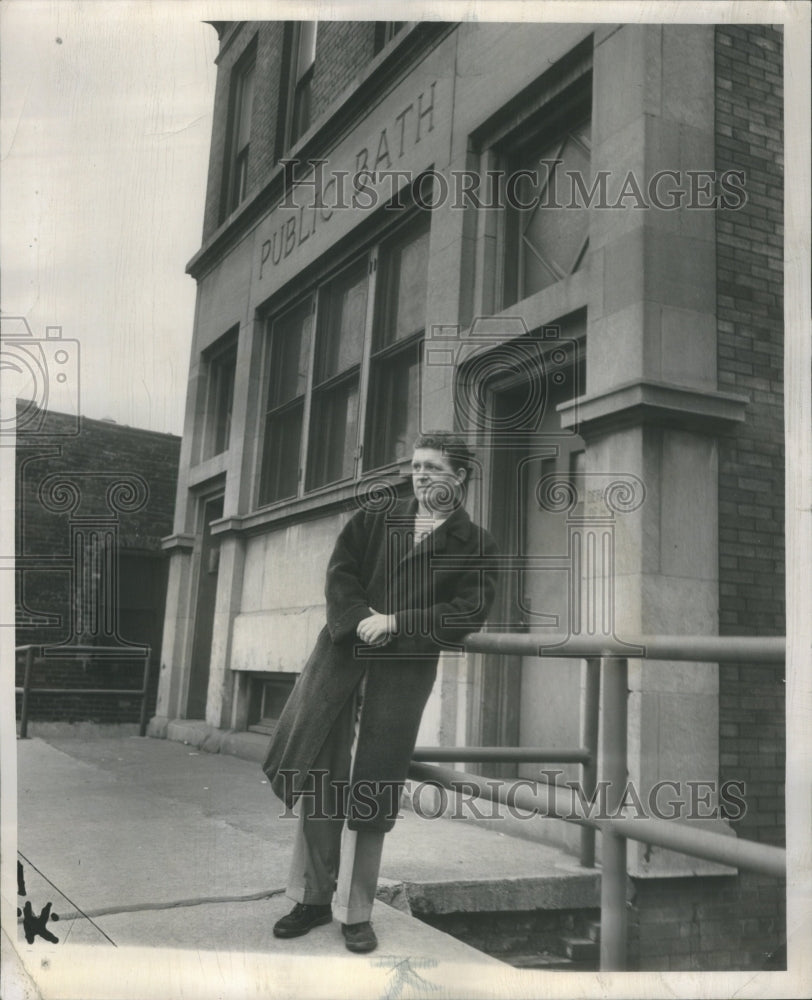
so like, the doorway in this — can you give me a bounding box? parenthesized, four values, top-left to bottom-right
(479, 348, 585, 783)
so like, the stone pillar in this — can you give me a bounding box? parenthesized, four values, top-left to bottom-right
(559, 24, 747, 876)
(204, 530, 245, 729)
(154, 536, 195, 722)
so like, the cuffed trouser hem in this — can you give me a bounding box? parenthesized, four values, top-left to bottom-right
(333, 904, 374, 925)
(286, 886, 333, 906)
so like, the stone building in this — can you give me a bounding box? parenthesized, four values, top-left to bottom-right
(154, 20, 785, 969)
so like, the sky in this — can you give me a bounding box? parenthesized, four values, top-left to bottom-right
(1, 1, 219, 435)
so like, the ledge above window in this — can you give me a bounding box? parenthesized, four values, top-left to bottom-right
(210, 464, 413, 538)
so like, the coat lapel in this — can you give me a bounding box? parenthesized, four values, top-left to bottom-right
(392, 501, 471, 570)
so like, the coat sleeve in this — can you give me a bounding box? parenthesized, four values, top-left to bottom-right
(393, 528, 499, 656)
(325, 508, 374, 644)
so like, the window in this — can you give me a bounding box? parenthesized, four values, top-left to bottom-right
(365, 218, 430, 467)
(257, 213, 430, 507)
(373, 22, 405, 55)
(285, 22, 317, 148)
(502, 112, 591, 306)
(202, 333, 238, 460)
(259, 298, 313, 503)
(248, 674, 298, 735)
(474, 42, 593, 312)
(223, 49, 256, 216)
(307, 260, 368, 489)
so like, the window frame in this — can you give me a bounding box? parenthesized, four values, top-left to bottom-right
(255, 209, 431, 512)
(373, 21, 406, 55)
(469, 39, 593, 317)
(222, 43, 257, 219)
(201, 329, 239, 462)
(500, 98, 592, 307)
(284, 21, 318, 151)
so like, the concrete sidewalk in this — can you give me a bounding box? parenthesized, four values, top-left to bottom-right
(4, 734, 598, 999)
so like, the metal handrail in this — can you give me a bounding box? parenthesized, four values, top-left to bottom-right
(15, 645, 153, 738)
(407, 762, 786, 878)
(464, 631, 786, 662)
(411, 632, 787, 971)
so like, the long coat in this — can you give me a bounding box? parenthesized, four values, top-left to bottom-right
(262, 497, 498, 832)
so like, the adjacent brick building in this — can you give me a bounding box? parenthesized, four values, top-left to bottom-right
(15, 407, 181, 725)
(155, 20, 786, 970)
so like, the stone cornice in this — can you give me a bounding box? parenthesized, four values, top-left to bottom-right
(558, 380, 749, 439)
(161, 533, 196, 553)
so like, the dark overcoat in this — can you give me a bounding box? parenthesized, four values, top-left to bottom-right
(262, 497, 498, 831)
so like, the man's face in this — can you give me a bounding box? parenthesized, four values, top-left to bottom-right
(411, 447, 466, 512)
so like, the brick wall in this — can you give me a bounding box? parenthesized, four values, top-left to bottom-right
(201, 21, 377, 239)
(15, 410, 180, 724)
(628, 24, 785, 973)
(715, 22, 785, 846)
(310, 21, 376, 122)
(628, 873, 784, 971)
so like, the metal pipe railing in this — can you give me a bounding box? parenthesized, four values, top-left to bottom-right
(464, 632, 786, 662)
(406, 760, 787, 878)
(599, 657, 628, 970)
(15, 645, 153, 737)
(580, 657, 601, 868)
(437, 631, 788, 971)
(412, 746, 591, 764)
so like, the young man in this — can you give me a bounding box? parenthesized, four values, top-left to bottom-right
(263, 432, 498, 953)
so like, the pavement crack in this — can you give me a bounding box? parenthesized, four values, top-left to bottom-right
(24, 887, 287, 924)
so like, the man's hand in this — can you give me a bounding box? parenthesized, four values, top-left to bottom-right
(357, 610, 397, 646)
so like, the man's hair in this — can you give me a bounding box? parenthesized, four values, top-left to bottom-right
(413, 431, 476, 480)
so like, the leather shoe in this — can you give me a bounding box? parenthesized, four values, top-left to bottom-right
(342, 921, 378, 953)
(273, 902, 332, 938)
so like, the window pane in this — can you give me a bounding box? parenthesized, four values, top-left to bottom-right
(259, 404, 303, 503)
(208, 346, 237, 457)
(507, 117, 591, 302)
(269, 299, 312, 407)
(292, 77, 311, 142)
(307, 378, 359, 488)
(366, 340, 421, 468)
(296, 22, 317, 79)
(235, 63, 255, 150)
(377, 225, 430, 349)
(315, 262, 367, 383)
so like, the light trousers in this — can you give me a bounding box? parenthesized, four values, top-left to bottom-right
(285, 672, 385, 925)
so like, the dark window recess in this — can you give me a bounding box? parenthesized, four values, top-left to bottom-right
(248, 674, 298, 734)
(223, 49, 256, 217)
(373, 22, 405, 55)
(202, 333, 238, 460)
(257, 209, 430, 507)
(259, 298, 313, 504)
(286, 22, 317, 148)
(365, 218, 429, 468)
(307, 260, 368, 489)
